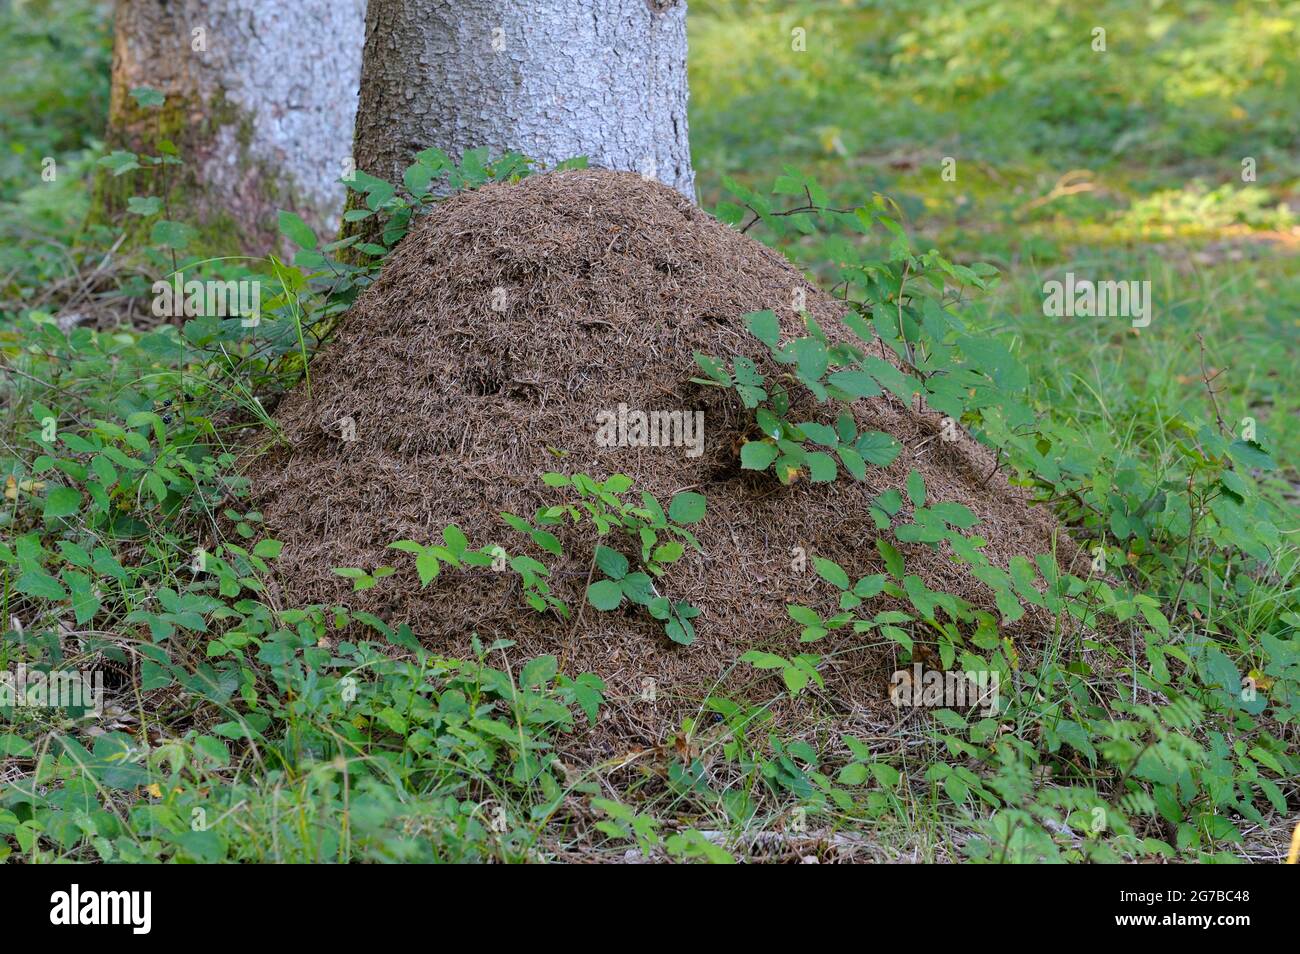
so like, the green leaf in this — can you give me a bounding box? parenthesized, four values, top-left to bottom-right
(827, 369, 882, 398)
(376, 707, 408, 734)
(665, 616, 696, 645)
(0, 735, 35, 758)
(415, 550, 440, 586)
(740, 440, 778, 470)
(715, 201, 746, 226)
(586, 580, 624, 611)
(521, 655, 558, 689)
(863, 356, 917, 401)
(594, 545, 629, 580)
(1249, 746, 1286, 777)
(876, 540, 905, 578)
(806, 452, 837, 482)
(744, 310, 781, 349)
(692, 352, 732, 386)
(150, 220, 195, 249)
(1055, 720, 1096, 762)
(126, 195, 163, 216)
(782, 666, 810, 695)
(44, 487, 80, 519)
(787, 604, 820, 626)
(603, 474, 634, 494)
(668, 491, 707, 525)
(837, 762, 869, 785)
(740, 650, 787, 670)
(252, 539, 283, 559)
(652, 541, 684, 564)
(16, 571, 68, 601)
(790, 338, 829, 382)
(870, 763, 901, 787)
(813, 557, 850, 590)
(798, 421, 839, 445)
(620, 572, 655, 604)
(837, 445, 866, 479)
(530, 529, 563, 556)
(403, 162, 435, 195)
(443, 524, 469, 555)
(129, 86, 165, 107)
(1218, 470, 1249, 500)
(90, 460, 119, 488)
(731, 357, 767, 407)
(1228, 440, 1274, 471)
(277, 210, 318, 249)
(64, 570, 100, 625)
(97, 150, 140, 176)
(853, 574, 886, 598)
(856, 431, 901, 466)
(906, 470, 926, 507)
(929, 501, 977, 528)
(755, 409, 782, 439)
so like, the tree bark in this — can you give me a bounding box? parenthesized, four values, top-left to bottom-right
(97, 0, 365, 247)
(351, 0, 695, 200)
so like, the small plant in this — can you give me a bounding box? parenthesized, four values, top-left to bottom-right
(592, 798, 733, 863)
(531, 472, 706, 645)
(331, 564, 395, 592)
(388, 522, 567, 617)
(692, 309, 903, 485)
(382, 474, 706, 643)
(739, 649, 824, 697)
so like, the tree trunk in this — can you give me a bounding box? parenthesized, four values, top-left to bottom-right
(97, 0, 365, 249)
(351, 0, 694, 200)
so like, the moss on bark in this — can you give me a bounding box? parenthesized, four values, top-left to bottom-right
(88, 89, 304, 256)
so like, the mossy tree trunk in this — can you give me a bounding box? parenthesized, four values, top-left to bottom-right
(94, 0, 365, 251)
(350, 0, 695, 200)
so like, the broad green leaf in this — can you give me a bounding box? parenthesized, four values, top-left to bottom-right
(905, 470, 926, 507)
(151, 220, 195, 249)
(929, 501, 977, 528)
(744, 310, 781, 349)
(813, 557, 850, 590)
(594, 545, 629, 580)
(129, 86, 164, 107)
(126, 195, 163, 216)
(668, 491, 706, 525)
(806, 452, 837, 482)
(521, 655, 558, 689)
(740, 440, 778, 470)
(837, 762, 869, 785)
(277, 210, 318, 249)
(827, 369, 882, 398)
(740, 650, 786, 670)
(16, 571, 67, 601)
(856, 431, 900, 466)
(586, 579, 624, 611)
(252, 539, 283, 559)
(44, 486, 80, 519)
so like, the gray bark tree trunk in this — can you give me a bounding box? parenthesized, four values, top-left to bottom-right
(98, 0, 365, 245)
(351, 0, 695, 200)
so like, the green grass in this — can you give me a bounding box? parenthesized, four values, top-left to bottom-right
(689, 0, 1300, 525)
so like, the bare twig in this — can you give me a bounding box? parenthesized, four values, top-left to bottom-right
(1195, 333, 1231, 439)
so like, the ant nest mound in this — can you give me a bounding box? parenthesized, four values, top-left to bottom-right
(244, 169, 1082, 750)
